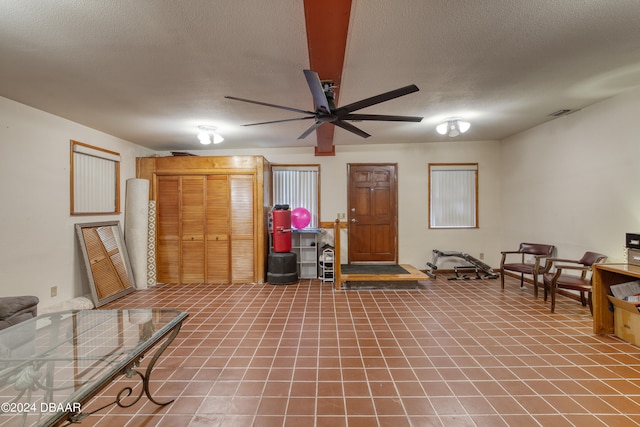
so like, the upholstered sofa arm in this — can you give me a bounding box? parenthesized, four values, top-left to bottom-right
(0, 296, 39, 330)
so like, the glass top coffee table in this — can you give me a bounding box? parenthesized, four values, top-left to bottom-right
(0, 308, 188, 426)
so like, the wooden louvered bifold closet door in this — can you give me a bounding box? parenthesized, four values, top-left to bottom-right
(181, 176, 206, 282)
(206, 175, 230, 282)
(230, 175, 255, 282)
(156, 176, 180, 282)
(156, 174, 255, 284)
(206, 175, 255, 283)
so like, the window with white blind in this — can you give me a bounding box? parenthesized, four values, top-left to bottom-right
(272, 165, 319, 228)
(70, 140, 121, 215)
(429, 163, 478, 229)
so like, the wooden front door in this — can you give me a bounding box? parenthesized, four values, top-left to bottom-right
(347, 164, 398, 263)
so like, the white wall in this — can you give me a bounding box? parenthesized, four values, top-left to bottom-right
(5, 85, 635, 311)
(0, 97, 154, 310)
(199, 139, 503, 269)
(501, 87, 640, 262)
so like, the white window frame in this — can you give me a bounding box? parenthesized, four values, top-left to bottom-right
(429, 163, 478, 229)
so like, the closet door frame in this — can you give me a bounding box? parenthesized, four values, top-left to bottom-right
(137, 155, 268, 284)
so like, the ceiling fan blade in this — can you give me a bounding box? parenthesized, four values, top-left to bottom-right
(242, 116, 316, 127)
(298, 121, 324, 140)
(332, 120, 371, 138)
(341, 113, 423, 122)
(303, 69, 331, 113)
(225, 96, 314, 115)
(337, 84, 420, 114)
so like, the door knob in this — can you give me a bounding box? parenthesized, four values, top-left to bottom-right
(351, 218, 358, 223)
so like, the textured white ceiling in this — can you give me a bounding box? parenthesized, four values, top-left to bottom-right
(1, 0, 640, 152)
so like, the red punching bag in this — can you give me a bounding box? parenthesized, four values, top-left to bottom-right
(272, 206, 292, 253)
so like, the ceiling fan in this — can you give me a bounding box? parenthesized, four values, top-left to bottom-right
(225, 70, 423, 139)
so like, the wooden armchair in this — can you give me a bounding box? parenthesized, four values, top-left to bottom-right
(542, 251, 607, 313)
(500, 243, 555, 297)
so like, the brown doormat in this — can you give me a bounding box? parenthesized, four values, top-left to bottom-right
(343, 280, 427, 290)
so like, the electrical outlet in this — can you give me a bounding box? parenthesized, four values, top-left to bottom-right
(479, 253, 485, 260)
(50, 286, 57, 297)
(337, 213, 346, 219)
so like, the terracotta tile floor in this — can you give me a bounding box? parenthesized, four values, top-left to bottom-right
(83, 274, 640, 426)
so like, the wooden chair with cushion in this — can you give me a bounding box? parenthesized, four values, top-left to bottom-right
(542, 251, 607, 313)
(500, 243, 556, 297)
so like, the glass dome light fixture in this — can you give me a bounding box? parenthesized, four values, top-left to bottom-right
(197, 125, 224, 145)
(436, 118, 470, 137)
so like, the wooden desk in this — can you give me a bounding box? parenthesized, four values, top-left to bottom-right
(592, 263, 640, 335)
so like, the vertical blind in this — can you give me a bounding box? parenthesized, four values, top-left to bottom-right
(429, 163, 478, 228)
(272, 166, 319, 228)
(71, 141, 120, 214)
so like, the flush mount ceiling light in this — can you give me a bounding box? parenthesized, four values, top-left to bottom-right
(436, 118, 470, 137)
(197, 125, 224, 145)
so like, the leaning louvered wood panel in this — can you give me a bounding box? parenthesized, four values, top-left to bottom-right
(180, 176, 206, 283)
(156, 176, 180, 283)
(207, 175, 231, 283)
(81, 227, 129, 299)
(230, 175, 255, 283)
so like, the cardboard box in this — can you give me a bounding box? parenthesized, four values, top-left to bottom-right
(607, 295, 640, 346)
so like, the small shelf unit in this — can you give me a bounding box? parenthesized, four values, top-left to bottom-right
(319, 247, 334, 282)
(291, 229, 320, 279)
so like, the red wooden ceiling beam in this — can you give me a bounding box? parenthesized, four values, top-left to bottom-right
(303, 0, 352, 156)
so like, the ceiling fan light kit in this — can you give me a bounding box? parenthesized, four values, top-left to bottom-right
(225, 69, 423, 140)
(436, 118, 470, 137)
(197, 125, 224, 145)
